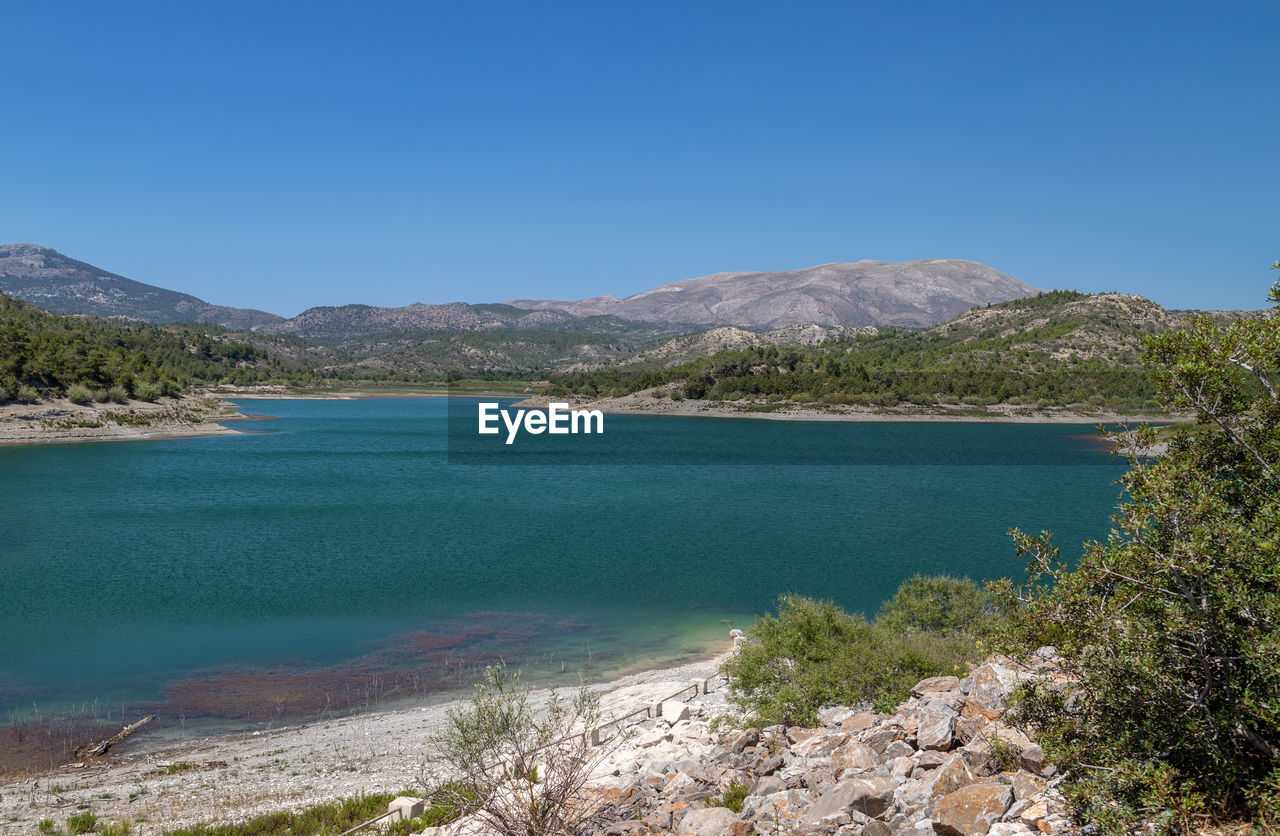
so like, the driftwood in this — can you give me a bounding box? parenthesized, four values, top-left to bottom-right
(75, 715, 154, 758)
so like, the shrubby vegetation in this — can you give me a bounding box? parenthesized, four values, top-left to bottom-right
(161, 790, 459, 835)
(722, 575, 997, 726)
(553, 292, 1165, 410)
(423, 666, 627, 836)
(0, 292, 315, 401)
(991, 274, 1280, 832)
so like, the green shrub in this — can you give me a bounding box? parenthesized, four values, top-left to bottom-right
(877, 574, 997, 635)
(425, 665, 627, 836)
(106, 385, 129, 404)
(66, 811, 97, 834)
(16, 384, 40, 403)
(66, 384, 93, 404)
(133, 381, 163, 402)
(722, 578, 992, 726)
(993, 273, 1280, 832)
(91, 388, 109, 403)
(707, 780, 751, 813)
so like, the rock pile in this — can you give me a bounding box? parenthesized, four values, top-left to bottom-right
(572, 651, 1073, 836)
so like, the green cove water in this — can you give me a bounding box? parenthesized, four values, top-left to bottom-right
(1, 398, 1126, 731)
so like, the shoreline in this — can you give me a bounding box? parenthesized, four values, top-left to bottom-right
(0, 394, 256, 447)
(510, 390, 1180, 425)
(0, 649, 733, 835)
(0, 386, 1180, 449)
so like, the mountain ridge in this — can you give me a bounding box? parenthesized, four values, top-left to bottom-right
(507, 258, 1043, 328)
(0, 244, 285, 330)
(1, 245, 1044, 337)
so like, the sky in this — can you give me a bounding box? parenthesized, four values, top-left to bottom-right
(2, 1, 1277, 317)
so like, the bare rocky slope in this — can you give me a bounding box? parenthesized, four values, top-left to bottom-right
(508, 260, 1043, 329)
(0, 244, 283, 330)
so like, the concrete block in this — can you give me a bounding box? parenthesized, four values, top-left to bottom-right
(387, 796, 425, 823)
(662, 700, 691, 722)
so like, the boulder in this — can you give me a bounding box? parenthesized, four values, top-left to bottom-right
(932, 781, 1014, 836)
(1018, 799, 1048, 826)
(832, 741, 880, 772)
(663, 701, 692, 723)
(930, 753, 979, 798)
(802, 777, 897, 823)
(840, 712, 876, 732)
(910, 676, 960, 698)
(1011, 771, 1047, 801)
(1019, 744, 1046, 774)
(753, 775, 785, 797)
(819, 706, 861, 727)
(916, 750, 947, 770)
(990, 824, 1035, 836)
(729, 729, 759, 754)
(637, 728, 674, 748)
(860, 820, 893, 836)
(882, 740, 915, 760)
(792, 731, 850, 758)
(916, 711, 956, 752)
(861, 726, 899, 754)
(966, 663, 1020, 712)
(954, 714, 992, 745)
(677, 806, 739, 836)
(741, 788, 816, 819)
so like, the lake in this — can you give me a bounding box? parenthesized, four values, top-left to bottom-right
(1, 397, 1126, 731)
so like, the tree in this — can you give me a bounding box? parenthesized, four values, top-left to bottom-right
(422, 666, 626, 836)
(994, 269, 1280, 832)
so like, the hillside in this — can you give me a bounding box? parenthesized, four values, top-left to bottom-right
(508, 258, 1043, 328)
(551, 291, 1231, 410)
(0, 244, 284, 330)
(257, 301, 578, 338)
(0, 292, 313, 401)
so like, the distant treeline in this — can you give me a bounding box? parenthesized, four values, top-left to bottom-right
(0, 293, 318, 402)
(552, 291, 1165, 409)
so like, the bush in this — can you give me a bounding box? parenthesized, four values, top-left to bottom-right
(993, 273, 1280, 831)
(423, 665, 628, 836)
(722, 577, 993, 726)
(15, 384, 39, 403)
(707, 779, 751, 813)
(66, 384, 93, 404)
(133, 381, 163, 402)
(66, 811, 96, 834)
(877, 574, 997, 635)
(106, 385, 129, 404)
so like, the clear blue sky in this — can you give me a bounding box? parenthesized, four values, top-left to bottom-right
(3, 1, 1276, 316)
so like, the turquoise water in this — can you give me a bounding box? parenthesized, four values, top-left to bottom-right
(1, 398, 1126, 726)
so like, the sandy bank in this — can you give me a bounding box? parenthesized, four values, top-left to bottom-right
(512, 390, 1179, 425)
(0, 395, 253, 446)
(0, 653, 732, 835)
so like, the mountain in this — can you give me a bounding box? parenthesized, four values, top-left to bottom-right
(553, 290, 1256, 410)
(508, 258, 1042, 329)
(257, 301, 577, 339)
(0, 244, 284, 330)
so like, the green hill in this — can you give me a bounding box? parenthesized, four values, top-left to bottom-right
(551, 292, 1239, 411)
(0, 292, 314, 402)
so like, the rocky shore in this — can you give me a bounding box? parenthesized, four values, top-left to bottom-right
(573, 651, 1069, 836)
(0, 395, 248, 445)
(0, 646, 1076, 836)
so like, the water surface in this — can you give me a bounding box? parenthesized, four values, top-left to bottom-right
(1, 398, 1126, 729)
